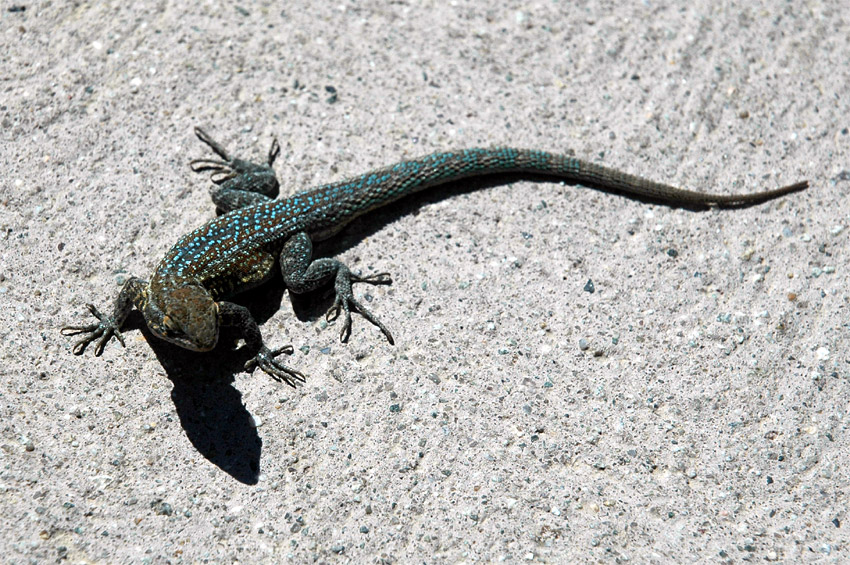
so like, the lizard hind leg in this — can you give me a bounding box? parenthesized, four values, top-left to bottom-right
(328, 267, 394, 344)
(280, 232, 394, 344)
(189, 127, 281, 214)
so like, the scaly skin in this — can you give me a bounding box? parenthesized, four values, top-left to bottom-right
(62, 127, 809, 386)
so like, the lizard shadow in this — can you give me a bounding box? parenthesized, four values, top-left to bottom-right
(128, 278, 287, 485)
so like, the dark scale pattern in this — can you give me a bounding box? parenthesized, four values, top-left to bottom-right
(63, 130, 809, 386)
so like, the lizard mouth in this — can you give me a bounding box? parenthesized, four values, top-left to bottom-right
(150, 319, 219, 352)
(170, 335, 218, 352)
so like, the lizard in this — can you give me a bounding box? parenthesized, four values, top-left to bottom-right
(62, 127, 809, 387)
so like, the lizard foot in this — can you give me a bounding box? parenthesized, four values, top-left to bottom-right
(245, 345, 306, 388)
(61, 303, 126, 356)
(190, 127, 280, 197)
(328, 271, 395, 345)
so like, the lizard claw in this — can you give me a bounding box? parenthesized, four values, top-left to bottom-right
(326, 269, 394, 345)
(190, 126, 280, 201)
(61, 303, 126, 356)
(327, 294, 395, 345)
(351, 271, 392, 286)
(245, 344, 306, 388)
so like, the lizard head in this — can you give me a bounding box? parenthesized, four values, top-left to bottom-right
(149, 284, 220, 352)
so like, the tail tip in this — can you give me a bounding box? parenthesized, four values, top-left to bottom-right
(783, 180, 809, 193)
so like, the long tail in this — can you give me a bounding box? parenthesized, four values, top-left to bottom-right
(302, 147, 809, 229)
(571, 158, 809, 206)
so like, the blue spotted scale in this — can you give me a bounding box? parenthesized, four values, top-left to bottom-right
(62, 127, 809, 386)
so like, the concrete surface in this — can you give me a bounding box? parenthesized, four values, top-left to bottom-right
(2, 0, 848, 562)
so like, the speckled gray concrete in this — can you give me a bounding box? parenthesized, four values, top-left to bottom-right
(2, 1, 848, 562)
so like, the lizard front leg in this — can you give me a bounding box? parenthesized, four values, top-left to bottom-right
(218, 301, 306, 388)
(61, 277, 148, 356)
(280, 232, 394, 344)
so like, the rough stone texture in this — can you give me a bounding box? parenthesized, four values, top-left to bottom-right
(1, 1, 847, 562)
